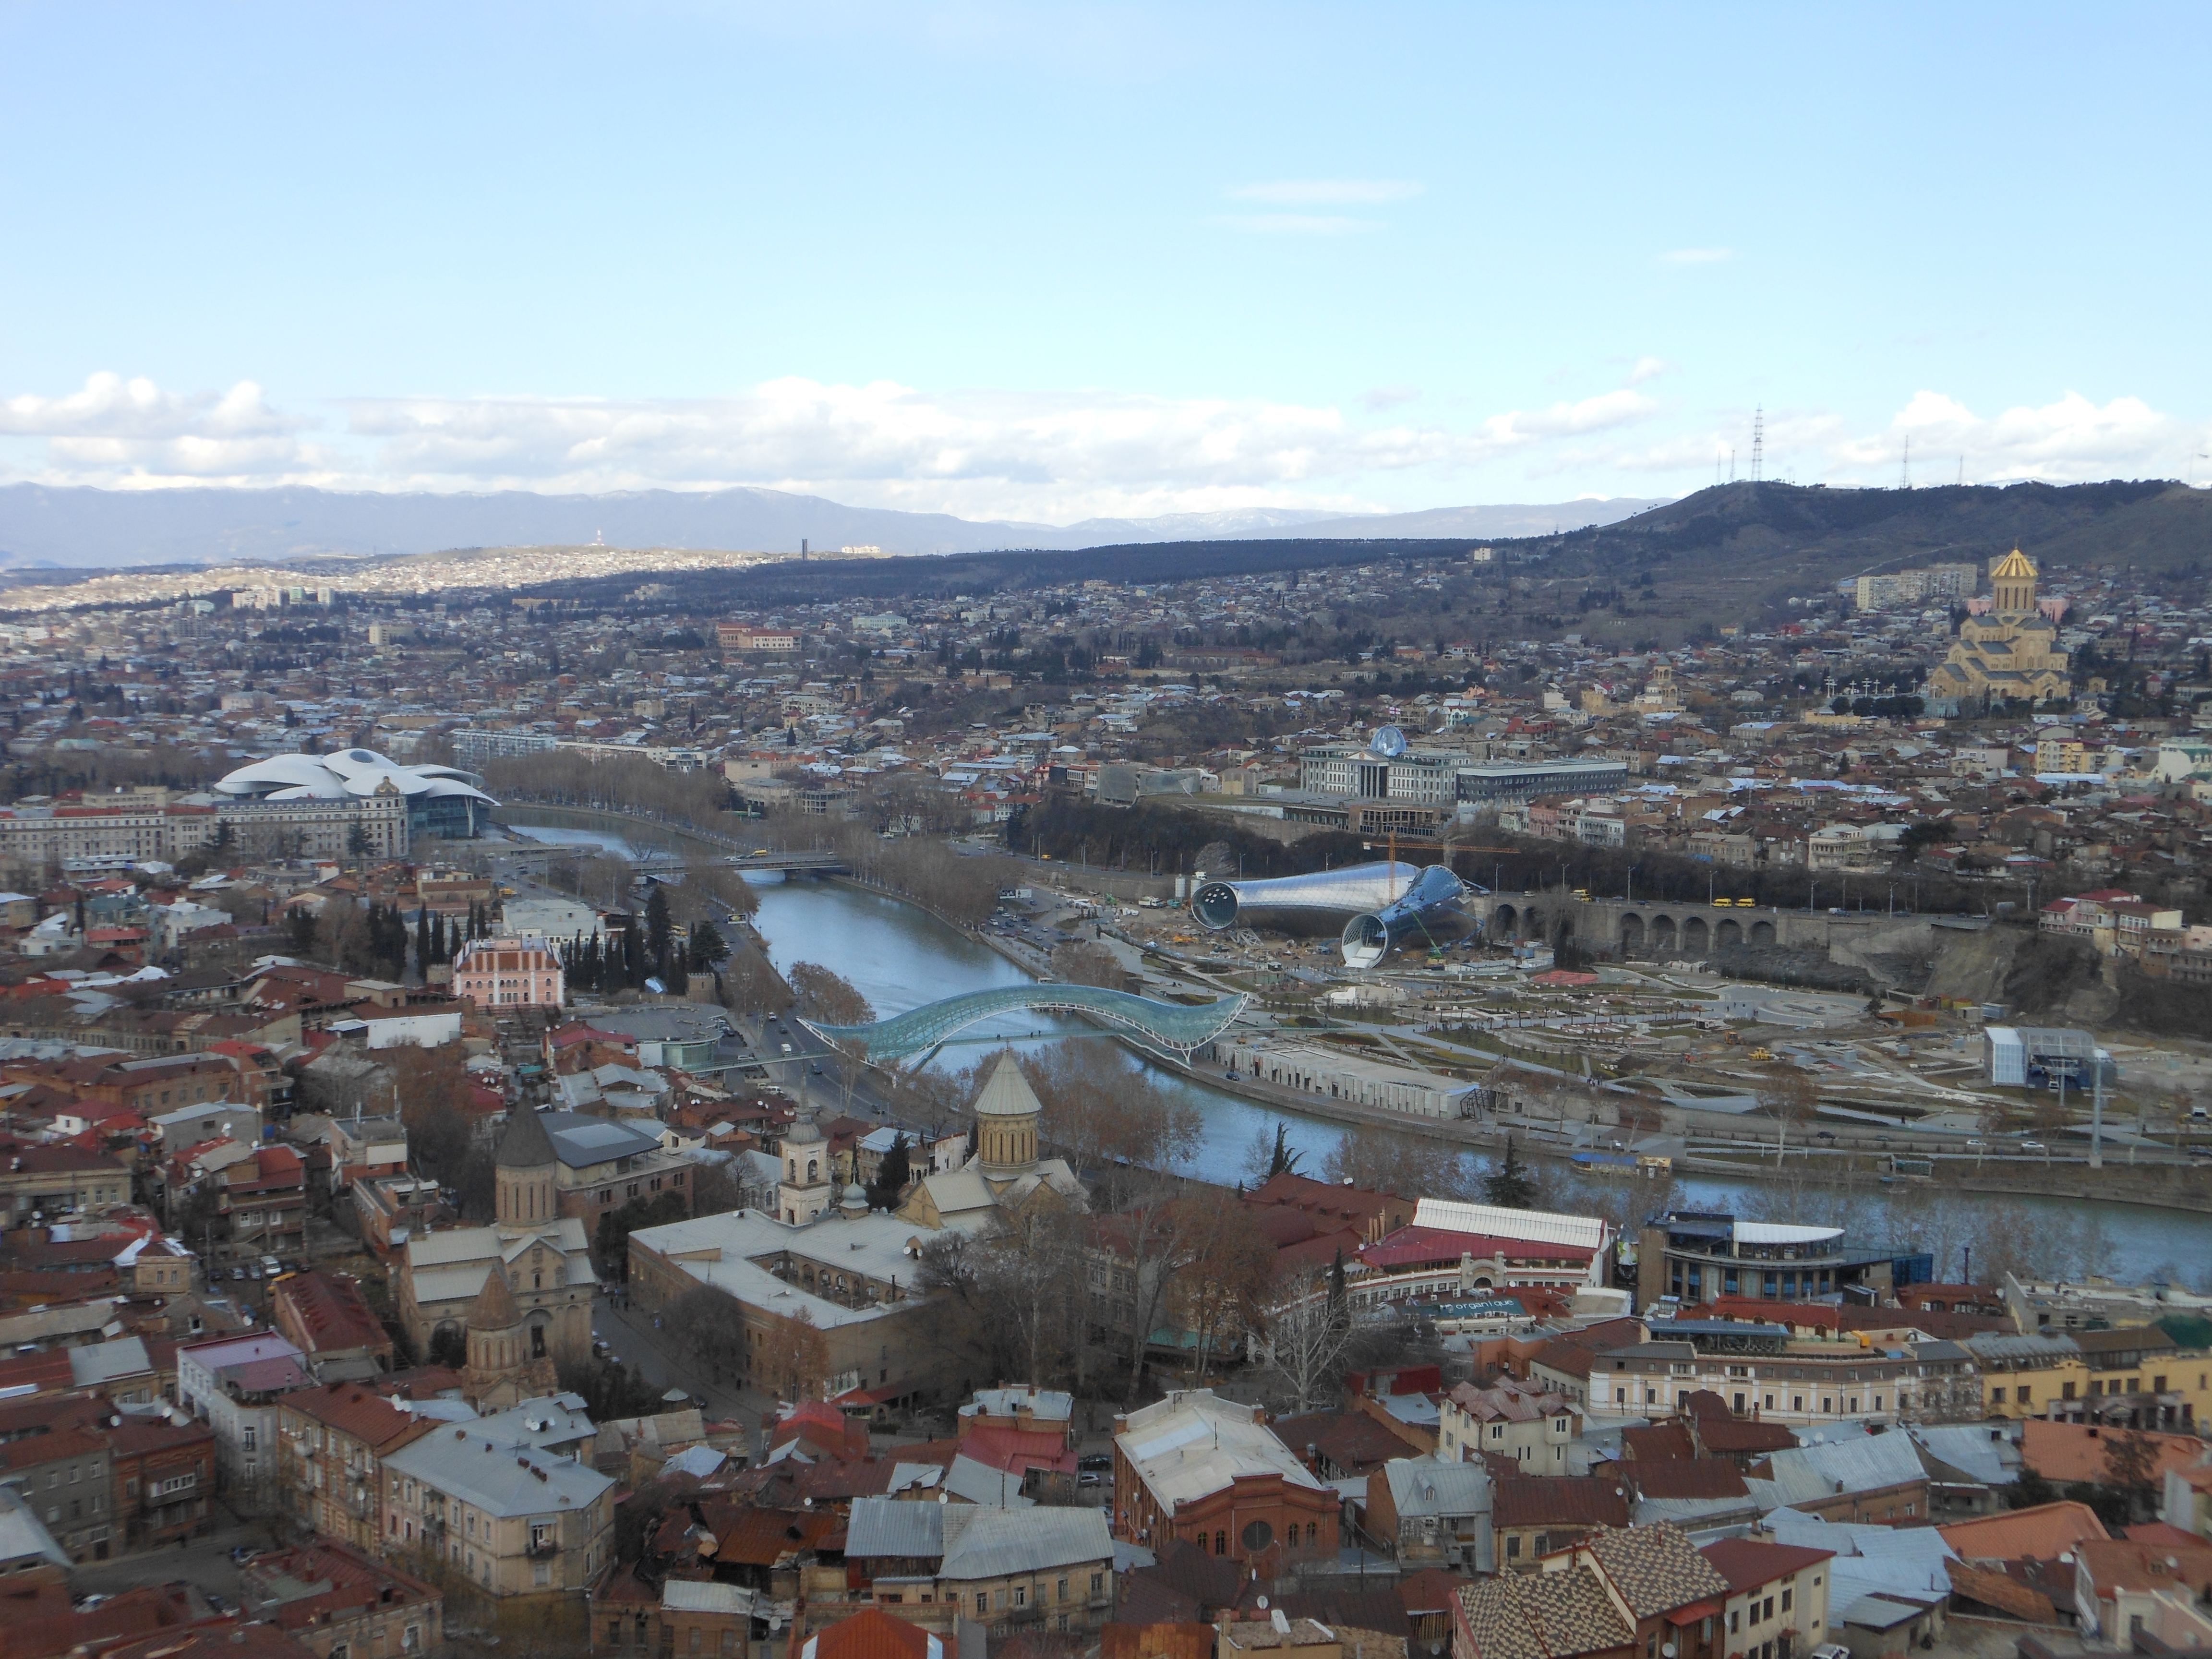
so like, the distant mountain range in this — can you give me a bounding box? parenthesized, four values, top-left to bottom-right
(0, 482, 1670, 569)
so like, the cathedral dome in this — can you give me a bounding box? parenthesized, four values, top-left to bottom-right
(973, 1055, 1044, 1119)
(841, 1181, 869, 1215)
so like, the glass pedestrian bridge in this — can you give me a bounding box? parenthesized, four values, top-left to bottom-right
(800, 983, 1249, 1061)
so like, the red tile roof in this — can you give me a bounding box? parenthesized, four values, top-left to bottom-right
(1697, 1538, 1835, 1592)
(808, 1608, 934, 1659)
(1360, 1224, 1595, 1271)
(1492, 1476, 1630, 1531)
(282, 1382, 432, 1454)
(1939, 1501, 2111, 1563)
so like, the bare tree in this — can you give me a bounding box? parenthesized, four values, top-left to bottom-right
(1320, 1124, 1468, 1201)
(1103, 1182, 1211, 1400)
(1050, 940, 1125, 989)
(1265, 1260, 1354, 1412)
(720, 947, 793, 1017)
(669, 1284, 750, 1390)
(1757, 1066, 1820, 1167)
(1019, 1041, 1201, 1193)
(1167, 1202, 1275, 1384)
(756, 1306, 833, 1403)
(788, 962, 874, 1028)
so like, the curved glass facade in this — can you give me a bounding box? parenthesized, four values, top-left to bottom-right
(801, 983, 1248, 1060)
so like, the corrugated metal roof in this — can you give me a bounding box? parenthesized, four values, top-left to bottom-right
(1383, 1457, 1491, 1518)
(662, 1581, 757, 1616)
(1756, 1431, 1924, 1507)
(1414, 1197, 1606, 1250)
(1905, 1424, 2019, 1488)
(938, 1506, 1112, 1581)
(847, 1496, 944, 1560)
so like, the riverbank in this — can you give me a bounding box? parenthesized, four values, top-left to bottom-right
(498, 805, 2212, 1223)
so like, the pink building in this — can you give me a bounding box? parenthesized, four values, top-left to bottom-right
(451, 936, 565, 1010)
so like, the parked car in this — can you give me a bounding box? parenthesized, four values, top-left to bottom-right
(261, 1256, 282, 1278)
(1077, 1454, 1113, 1472)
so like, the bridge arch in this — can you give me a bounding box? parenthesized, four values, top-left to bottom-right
(1683, 915, 1709, 956)
(802, 983, 1249, 1061)
(1716, 917, 1743, 950)
(1651, 914, 1677, 953)
(1490, 902, 1516, 940)
(1751, 918, 1776, 947)
(1619, 913, 1646, 955)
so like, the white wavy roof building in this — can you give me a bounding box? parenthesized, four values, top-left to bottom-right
(214, 748, 497, 809)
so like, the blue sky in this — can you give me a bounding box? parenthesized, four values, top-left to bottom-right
(1, 1, 2205, 523)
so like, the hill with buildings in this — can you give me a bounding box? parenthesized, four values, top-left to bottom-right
(0, 481, 1660, 569)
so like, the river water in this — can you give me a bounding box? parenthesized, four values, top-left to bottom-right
(506, 822, 2212, 1284)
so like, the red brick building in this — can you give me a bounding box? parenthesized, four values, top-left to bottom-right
(1113, 1391, 1338, 1568)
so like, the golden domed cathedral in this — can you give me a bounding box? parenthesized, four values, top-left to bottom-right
(1927, 548, 2071, 709)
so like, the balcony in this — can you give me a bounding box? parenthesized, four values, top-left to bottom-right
(527, 1537, 561, 1559)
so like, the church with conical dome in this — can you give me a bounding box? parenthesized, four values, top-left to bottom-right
(896, 1053, 1087, 1232)
(1927, 548, 2072, 709)
(398, 1105, 598, 1407)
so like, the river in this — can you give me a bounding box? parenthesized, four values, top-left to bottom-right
(505, 822, 2212, 1285)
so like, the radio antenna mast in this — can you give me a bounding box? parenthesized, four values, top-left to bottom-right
(1751, 407, 1765, 483)
(1899, 435, 1911, 490)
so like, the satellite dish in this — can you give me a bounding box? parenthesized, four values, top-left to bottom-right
(1370, 726, 1409, 757)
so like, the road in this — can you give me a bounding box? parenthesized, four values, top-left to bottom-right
(593, 1292, 772, 1441)
(68, 1502, 281, 1603)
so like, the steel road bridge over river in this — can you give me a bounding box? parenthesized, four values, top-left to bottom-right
(800, 983, 1248, 1062)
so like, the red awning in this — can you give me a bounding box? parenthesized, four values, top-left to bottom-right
(1666, 1600, 1725, 1626)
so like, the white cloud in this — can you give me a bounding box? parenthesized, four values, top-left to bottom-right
(1627, 356, 1669, 385)
(1657, 247, 1733, 266)
(1834, 389, 2188, 484)
(1227, 180, 1423, 204)
(1479, 389, 1660, 445)
(1213, 213, 1382, 235)
(7, 369, 2187, 522)
(0, 373, 325, 481)
(0, 372, 1677, 518)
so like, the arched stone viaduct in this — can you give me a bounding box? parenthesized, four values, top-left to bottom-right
(1465, 892, 1940, 962)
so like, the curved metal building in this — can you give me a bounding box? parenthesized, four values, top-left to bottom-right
(1191, 860, 1424, 934)
(1341, 863, 1472, 967)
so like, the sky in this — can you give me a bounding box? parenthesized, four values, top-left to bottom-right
(1, 1, 2208, 526)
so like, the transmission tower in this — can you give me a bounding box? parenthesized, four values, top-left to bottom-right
(1899, 434, 1911, 490)
(1729, 448, 1736, 484)
(1751, 406, 1765, 482)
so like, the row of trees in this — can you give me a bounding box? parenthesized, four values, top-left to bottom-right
(482, 750, 736, 831)
(288, 897, 411, 980)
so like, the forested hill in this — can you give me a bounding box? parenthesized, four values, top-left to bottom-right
(1572, 479, 2209, 583)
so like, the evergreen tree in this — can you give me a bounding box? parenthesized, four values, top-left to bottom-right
(415, 907, 431, 972)
(646, 885, 673, 979)
(865, 1132, 911, 1209)
(687, 918, 727, 969)
(1484, 1136, 1539, 1209)
(1263, 1121, 1302, 1179)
